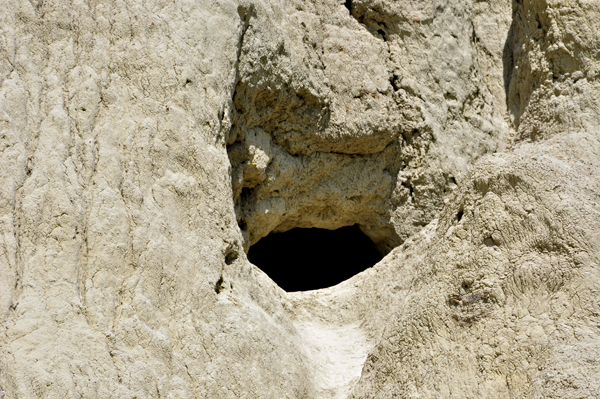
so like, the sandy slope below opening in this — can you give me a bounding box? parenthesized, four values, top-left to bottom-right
(293, 320, 369, 399)
(284, 222, 438, 397)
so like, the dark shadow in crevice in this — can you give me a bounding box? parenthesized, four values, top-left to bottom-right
(502, 6, 518, 125)
(456, 208, 463, 222)
(344, 0, 352, 13)
(248, 224, 382, 292)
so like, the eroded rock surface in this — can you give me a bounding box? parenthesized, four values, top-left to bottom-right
(228, 0, 512, 253)
(1, 0, 599, 398)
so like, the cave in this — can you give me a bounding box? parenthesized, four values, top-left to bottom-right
(248, 224, 383, 292)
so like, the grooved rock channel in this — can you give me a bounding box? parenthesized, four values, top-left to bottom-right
(1, 0, 600, 398)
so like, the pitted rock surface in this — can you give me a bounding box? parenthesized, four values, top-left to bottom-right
(1, 0, 600, 398)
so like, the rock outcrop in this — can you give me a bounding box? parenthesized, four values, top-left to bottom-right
(0, 0, 599, 398)
(229, 0, 511, 253)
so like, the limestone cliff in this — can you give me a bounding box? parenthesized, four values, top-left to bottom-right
(0, 0, 599, 398)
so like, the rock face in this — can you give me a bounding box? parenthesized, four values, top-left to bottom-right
(0, 0, 599, 398)
(229, 0, 511, 253)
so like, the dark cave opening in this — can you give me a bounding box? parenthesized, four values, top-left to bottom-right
(248, 224, 383, 292)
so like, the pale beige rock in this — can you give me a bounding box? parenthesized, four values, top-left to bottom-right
(229, 0, 512, 253)
(0, 0, 311, 397)
(0, 0, 599, 398)
(349, 131, 600, 398)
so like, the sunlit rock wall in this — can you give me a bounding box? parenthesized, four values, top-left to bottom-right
(1, 0, 599, 398)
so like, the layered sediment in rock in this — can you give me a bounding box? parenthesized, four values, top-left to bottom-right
(1, 0, 599, 398)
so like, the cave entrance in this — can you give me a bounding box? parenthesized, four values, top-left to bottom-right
(248, 224, 383, 292)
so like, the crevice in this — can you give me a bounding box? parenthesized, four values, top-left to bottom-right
(456, 208, 463, 222)
(461, 281, 471, 292)
(389, 74, 400, 91)
(215, 275, 226, 294)
(470, 20, 480, 44)
(226, 5, 255, 146)
(225, 248, 239, 265)
(402, 181, 414, 198)
(483, 236, 499, 247)
(240, 187, 253, 201)
(344, 0, 352, 14)
(502, 23, 515, 118)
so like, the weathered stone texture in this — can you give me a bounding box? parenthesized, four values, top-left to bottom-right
(229, 0, 512, 254)
(1, 0, 599, 398)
